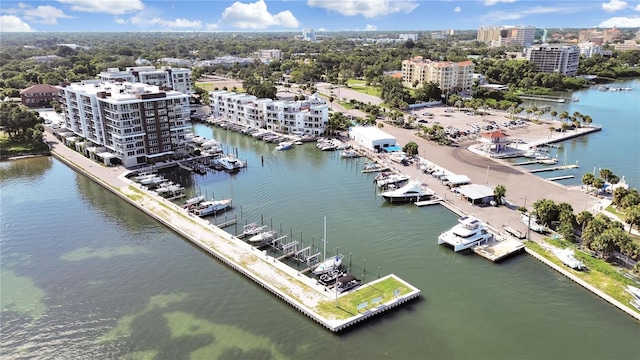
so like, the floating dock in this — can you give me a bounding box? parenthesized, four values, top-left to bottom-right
(473, 235, 526, 262)
(547, 175, 575, 181)
(414, 198, 443, 207)
(530, 164, 579, 173)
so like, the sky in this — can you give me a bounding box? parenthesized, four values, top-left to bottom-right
(1, 0, 640, 33)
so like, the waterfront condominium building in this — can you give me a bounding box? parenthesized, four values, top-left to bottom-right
(57, 80, 193, 167)
(526, 44, 580, 76)
(209, 91, 329, 136)
(401, 56, 474, 92)
(98, 66, 194, 94)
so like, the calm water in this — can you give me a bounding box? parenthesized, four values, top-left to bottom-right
(520, 78, 640, 189)
(2, 82, 640, 359)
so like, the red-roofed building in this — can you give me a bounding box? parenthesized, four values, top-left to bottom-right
(479, 130, 510, 153)
(20, 84, 60, 107)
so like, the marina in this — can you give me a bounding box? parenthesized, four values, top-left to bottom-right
(3, 78, 639, 358)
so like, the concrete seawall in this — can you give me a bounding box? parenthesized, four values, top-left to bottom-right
(525, 248, 640, 322)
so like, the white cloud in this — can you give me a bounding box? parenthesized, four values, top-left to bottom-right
(23, 5, 72, 25)
(206, 23, 219, 30)
(130, 14, 202, 29)
(635, 4, 640, 11)
(0, 15, 34, 31)
(599, 16, 640, 27)
(364, 24, 377, 30)
(307, 0, 419, 18)
(114, 17, 126, 24)
(484, 0, 517, 6)
(601, 0, 628, 12)
(479, 5, 581, 23)
(56, 0, 144, 15)
(454, 6, 461, 13)
(219, 0, 299, 29)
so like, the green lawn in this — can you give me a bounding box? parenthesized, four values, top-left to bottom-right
(315, 277, 413, 319)
(526, 241, 640, 313)
(0, 131, 49, 157)
(345, 79, 382, 97)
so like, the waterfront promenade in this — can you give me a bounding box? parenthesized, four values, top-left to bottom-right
(42, 130, 420, 332)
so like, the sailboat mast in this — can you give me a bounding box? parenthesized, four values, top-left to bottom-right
(323, 216, 327, 261)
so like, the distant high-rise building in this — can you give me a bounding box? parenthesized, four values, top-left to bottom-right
(399, 33, 418, 41)
(302, 28, 316, 42)
(578, 28, 621, 44)
(477, 26, 502, 43)
(541, 29, 548, 43)
(527, 44, 580, 76)
(477, 25, 536, 47)
(401, 56, 474, 91)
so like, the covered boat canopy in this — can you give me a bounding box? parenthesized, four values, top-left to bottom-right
(455, 184, 495, 205)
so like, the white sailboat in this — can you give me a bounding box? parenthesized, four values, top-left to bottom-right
(312, 217, 344, 275)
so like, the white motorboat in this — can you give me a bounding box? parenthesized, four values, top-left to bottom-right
(312, 254, 344, 275)
(521, 213, 546, 233)
(182, 195, 205, 208)
(438, 215, 494, 252)
(340, 149, 360, 158)
(216, 155, 245, 171)
(240, 223, 267, 237)
(626, 285, 640, 300)
(140, 175, 166, 185)
(248, 230, 277, 243)
(191, 199, 232, 217)
(275, 141, 293, 151)
(389, 151, 408, 163)
(379, 181, 435, 203)
(552, 248, 585, 271)
(375, 173, 411, 188)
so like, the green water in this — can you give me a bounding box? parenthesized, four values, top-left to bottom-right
(1, 125, 638, 359)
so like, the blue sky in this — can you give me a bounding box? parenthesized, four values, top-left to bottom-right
(1, 0, 640, 32)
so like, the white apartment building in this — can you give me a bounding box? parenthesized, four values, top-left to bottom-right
(578, 41, 602, 58)
(254, 49, 283, 63)
(98, 66, 194, 94)
(209, 91, 329, 136)
(401, 57, 475, 91)
(302, 28, 316, 42)
(57, 80, 192, 167)
(399, 33, 418, 41)
(526, 44, 580, 76)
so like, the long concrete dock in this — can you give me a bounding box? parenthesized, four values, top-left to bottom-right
(44, 131, 420, 332)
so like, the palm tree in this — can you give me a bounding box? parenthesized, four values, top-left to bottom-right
(623, 205, 640, 234)
(561, 122, 570, 133)
(583, 115, 592, 128)
(582, 173, 595, 193)
(403, 141, 419, 156)
(599, 168, 613, 183)
(549, 126, 555, 138)
(593, 177, 605, 196)
(550, 110, 558, 121)
(493, 184, 506, 205)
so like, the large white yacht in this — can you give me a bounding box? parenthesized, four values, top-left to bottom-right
(438, 215, 494, 252)
(379, 181, 435, 203)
